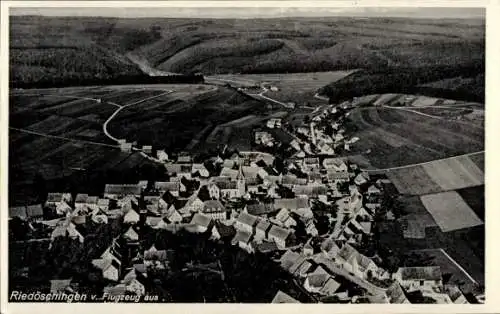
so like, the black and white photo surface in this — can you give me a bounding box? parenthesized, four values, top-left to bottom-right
(5, 4, 485, 305)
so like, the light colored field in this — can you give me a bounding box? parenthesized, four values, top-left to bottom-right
(422, 155, 484, 191)
(351, 94, 380, 107)
(410, 96, 440, 107)
(211, 70, 356, 90)
(386, 166, 443, 195)
(420, 191, 483, 232)
(372, 93, 400, 106)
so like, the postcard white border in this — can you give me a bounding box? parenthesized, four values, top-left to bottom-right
(1, 1, 499, 313)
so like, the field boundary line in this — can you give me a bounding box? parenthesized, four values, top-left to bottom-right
(363, 150, 484, 172)
(9, 127, 119, 148)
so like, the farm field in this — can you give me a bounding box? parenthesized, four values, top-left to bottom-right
(385, 153, 484, 195)
(106, 86, 275, 152)
(345, 106, 484, 169)
(9, 84, 240, 206)
(420, 191, 484, 232)
(209, 70, 356, 104)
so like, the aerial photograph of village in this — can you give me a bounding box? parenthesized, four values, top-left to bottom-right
(7, 5, 485, 304)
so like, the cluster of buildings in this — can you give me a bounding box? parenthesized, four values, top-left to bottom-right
(293, 102, 359, 157)
(9, 100, 479, 304)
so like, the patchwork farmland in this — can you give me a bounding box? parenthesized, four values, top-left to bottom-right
(345, 106, 484, 168)
(385, 152, 484, 195)
(9, 83, 284, 205)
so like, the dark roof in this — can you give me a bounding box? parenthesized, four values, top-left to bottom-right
(236, 212, 258, 226)
(9, 206, 27, 219)
(155, 181, 179, 191)
(307, 273, 329, 288)
(269, 225, 291, 241)
(213, 178, 238, 190)
(104, 184, 141, 195)
(274, 198, 309, 210)
(215, 222, 236, 238)
(256, 241, 279, 253)
(26, 204, 43, 217)
(399, 266, 442, 281)
(246, 203, 275, 216)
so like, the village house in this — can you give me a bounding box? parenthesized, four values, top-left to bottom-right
(156, 149, 169, 162)
(51, 221, 84, 244)
(274, 208, 297, 228)
(255, 218, 272, 243)
(354, 172, 370, 186)
(244, 203, 276, 216)
(393, 266, 443, 293)
(323, 158, 348, 172)
(91, 208, 109, 224)
(189, 213, 213, 233)
(143, 245, 169, 270)
(336, 244, 389, 281)
(212, 177, 245, 199)
(202, 200, 227, 220)
(282, 175, 308, 188)
(274, 198, 310, 212)
(325, 171, 350, 184)
(74, 194, 99, 212)
(104, 184, 141, 200)
(367, 184, 382, 196)
(279, 250, 303, 272)
(266, 118, 282, 129)
(384, 282, 411, 304)
(46, 192, 73, 214)
(192, 163, 210, 178)
(123, 226, 139, 242)
(9, 204, 43, 221)
(206, 183, 220, 200)
(320, 239, 340, 259)
(235, 212, 259, 234)
(219, 167, 239, 180)
(154, 181, 180, 196)
(98, 198, 110, 211)
(182, 195, 205, 214)
(290, 258, 313, 278)
(268, 225, 292, 249)
(177, 155, 193, 164)
(123, 208, 140, 225)
(163, 206, 183, 223)
(301, 157, 321, 172)
(50, 279, 74, 294)
(444, 285, 469, 304)
(293, 184, 328, 199)
(145, 217, 168, 229)
(141, 145, 152, 154)
(120, 142, 132, 153)
(271, 291, 300, 303)
(231, 230, 254, 253)
(211, 221, 236, 241)
(92, 258, 121, 281)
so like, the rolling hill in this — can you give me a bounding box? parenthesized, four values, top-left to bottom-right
(10, 15, 484, 90)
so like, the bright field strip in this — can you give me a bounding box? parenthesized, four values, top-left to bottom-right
(420, 191, 483, 232)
